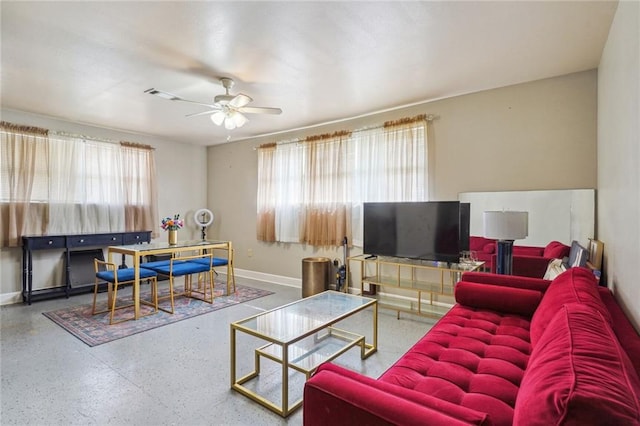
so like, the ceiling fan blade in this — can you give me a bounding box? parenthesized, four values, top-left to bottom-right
(238, 106, 283, 115)
(185, 108, 222, 118)
(229, 94, 252, 108)
(144, 88, 215, 108)
(144, 88, 184, 101)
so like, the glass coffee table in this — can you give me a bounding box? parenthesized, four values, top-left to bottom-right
(230, 291, 377, 417)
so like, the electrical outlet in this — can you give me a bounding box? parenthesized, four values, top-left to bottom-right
(247, 248, 253, 258)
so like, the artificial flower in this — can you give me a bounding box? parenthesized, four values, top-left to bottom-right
(161, 214, 184, 231)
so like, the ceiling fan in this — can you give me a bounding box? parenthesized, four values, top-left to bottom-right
(145, 78, 282, 130)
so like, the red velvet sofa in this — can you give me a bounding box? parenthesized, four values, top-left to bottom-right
(303, 268, 640, 425)
(489, 240, 571, 278)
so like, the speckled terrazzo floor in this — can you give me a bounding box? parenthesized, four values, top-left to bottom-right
(1, 276, 436, 425)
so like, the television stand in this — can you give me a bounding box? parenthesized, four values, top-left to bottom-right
(346, 255, 484, 319)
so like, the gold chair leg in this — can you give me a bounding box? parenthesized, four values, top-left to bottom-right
(92, 278, 99, 314)
(229, 262, 236, 294)
(169, 277, 175, 314)
(109, 282, 119, 325)
(206, 270, 215, 303)
(142, 277, 159, 314)
(156, 275, 176, 315)
(152, 277, 158, 312)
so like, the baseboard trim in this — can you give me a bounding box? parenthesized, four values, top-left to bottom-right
(233, 268, 301, 289)
(1, 291, 23, 306)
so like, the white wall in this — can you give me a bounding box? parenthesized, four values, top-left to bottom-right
(459, 189, 595, 247)
(0, 110, 208, 304)
(207, 71, 598, 287)
(597, 0, 640, 329)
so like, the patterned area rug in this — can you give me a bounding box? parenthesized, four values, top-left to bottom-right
(43, 281, 273, 347)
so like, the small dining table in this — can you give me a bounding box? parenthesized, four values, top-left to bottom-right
(107, 239, 233, 320)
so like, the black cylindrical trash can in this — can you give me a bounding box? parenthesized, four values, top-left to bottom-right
(302, 257, 331, 297)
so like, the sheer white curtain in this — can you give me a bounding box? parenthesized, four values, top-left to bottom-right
(349, 118, 428, 245)
(48, 136, 125, 234)
(120, 142, 158, 236)
(0, 122, 49, 246)
(256, 115, 428, 247)
(1, 123, 159, 247)
(274, 141, 305, 242)
(301, 132, 352, 246)
(256, 144, 276, 242)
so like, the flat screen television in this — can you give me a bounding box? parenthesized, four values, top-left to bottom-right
(459, 202, 470, 252)
(363, 201, 469, 263)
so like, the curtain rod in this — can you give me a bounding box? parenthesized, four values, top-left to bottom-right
(52, 132, 155, 150)
(52, 131, 120, 145)
(253, 113, 438, 150)
(2, 128, 155, 150)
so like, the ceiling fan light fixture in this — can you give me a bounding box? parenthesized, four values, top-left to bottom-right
(224, 116, 237, 130)
(211, 109, 247, 130)
(211, 111, 226, 126)
(232, 111, 248, 128)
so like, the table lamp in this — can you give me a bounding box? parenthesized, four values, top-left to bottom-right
(483, 211, 528, 275)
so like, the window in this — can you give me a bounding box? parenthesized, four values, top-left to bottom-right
(257, 115, 429, 246)
(1, 122, 158, 247)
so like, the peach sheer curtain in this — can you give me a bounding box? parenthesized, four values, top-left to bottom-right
(256, 143, 277, 242)
(302, 131, 353, 246)
(120, 141, 159, 237)
(0, 122, 50, 247)
(0, 122, 159, 247)
(256, 115, 428, 247)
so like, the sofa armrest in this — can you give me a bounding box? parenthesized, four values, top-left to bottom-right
(461, 271, 551, 293)
(304, 363, 490, 426)
(512, 255, 553, 278)
(489, 254, 551, 278)
(512, 245, 544, 257)
(455, 281, 542, 316)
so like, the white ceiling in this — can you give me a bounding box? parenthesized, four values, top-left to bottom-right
(1, 1, 618, 146)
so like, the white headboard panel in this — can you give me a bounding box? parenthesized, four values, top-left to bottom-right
(458, 189, 595, 247)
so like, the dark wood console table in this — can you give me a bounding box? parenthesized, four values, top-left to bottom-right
(22, 231, 151, 304)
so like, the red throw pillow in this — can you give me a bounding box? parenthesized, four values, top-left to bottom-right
(514, 303, 640, 425)
(483, 243, 495, 254)
(455, 281, 542, 317)
(543, 241, 570, 259)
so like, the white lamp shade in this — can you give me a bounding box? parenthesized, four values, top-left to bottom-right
(483, 211, 528, 240)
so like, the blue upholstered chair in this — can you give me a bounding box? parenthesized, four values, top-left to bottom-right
(139, 258, 186, 269)
(93, 259, 158, 325)
(188, 249, 236, 294)
(145, 253, 215, 313)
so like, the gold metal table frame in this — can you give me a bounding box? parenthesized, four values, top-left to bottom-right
(230, 290, 378, 417)
(107, 239, 233, 320)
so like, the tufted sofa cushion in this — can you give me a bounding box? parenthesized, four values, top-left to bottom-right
(305, 363, 490, 426)
(529, 267, 610, 346)
(378, 304, 532, 426)
(514, 303, 640, 425)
